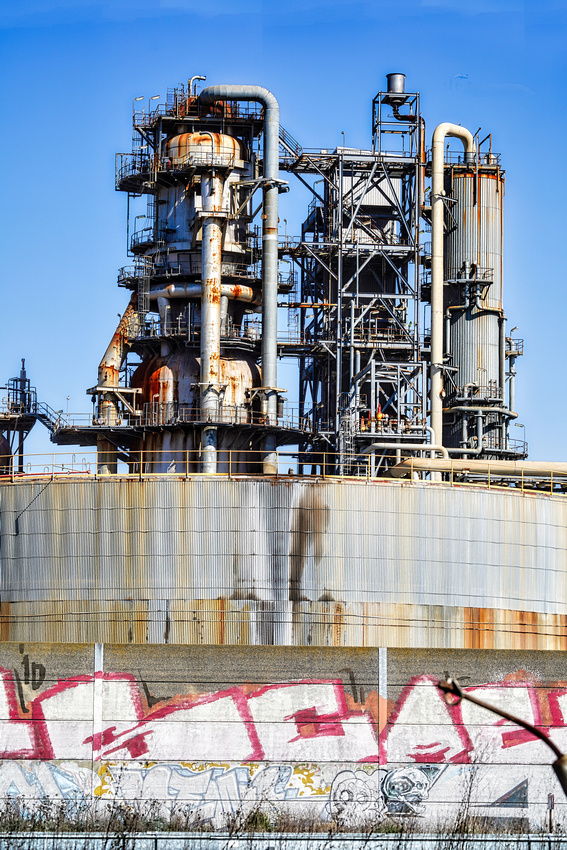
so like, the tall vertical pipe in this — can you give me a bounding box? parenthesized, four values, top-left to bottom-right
(431, 124, 475, 448)
(199, 85, 280, 474)
(201, 172, 224, 473)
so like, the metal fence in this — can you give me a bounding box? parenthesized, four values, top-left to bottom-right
(0, 833, 561, 849)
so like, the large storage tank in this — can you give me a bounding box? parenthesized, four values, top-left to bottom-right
(2, 476, 567, 650)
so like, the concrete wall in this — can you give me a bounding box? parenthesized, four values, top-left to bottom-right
(0, 642, 565, 831)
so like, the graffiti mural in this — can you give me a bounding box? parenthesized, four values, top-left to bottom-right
(0, 652, 565, 829)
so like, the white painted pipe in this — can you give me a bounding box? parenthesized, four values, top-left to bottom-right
(431, 123, 476, 450)
(199, 85, 280, 475)
(149, 283, 260, 304)
(391, 458, 567, 479)
(201, 172, 224, 474)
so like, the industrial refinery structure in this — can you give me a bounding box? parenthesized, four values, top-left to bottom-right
(21, 73, 525, 477)
(2, 74, 567, 830)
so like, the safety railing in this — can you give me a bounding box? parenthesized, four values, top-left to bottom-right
(116, 149, 239, 189)
(451, 385, 504, 402)
(427, 150, 502, 167)
(130, 226, 167, 252)
(134, 97, 264, 125)
(507, 338, 524, 356)
(0, 449, 563, 496)
(60, 403, 318, 434)
(445, 266, 494, 283)
(164, 149, 236, 170)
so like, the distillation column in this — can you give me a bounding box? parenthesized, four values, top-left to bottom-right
(442, 159, 512, 454)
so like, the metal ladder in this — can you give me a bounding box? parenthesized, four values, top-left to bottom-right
(138, 275, 150, 317)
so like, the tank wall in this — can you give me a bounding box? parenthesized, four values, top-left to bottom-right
(2, 478, 567, 646)
(0, 641, 567, 831)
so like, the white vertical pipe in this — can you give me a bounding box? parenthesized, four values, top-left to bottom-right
(201, 171, 224, 474)
(431, 123, 475, 450)
(199, 85, 280, 474)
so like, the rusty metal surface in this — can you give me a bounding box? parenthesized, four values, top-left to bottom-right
(1, 598, 565, 649)
(1, 478, 567, 645)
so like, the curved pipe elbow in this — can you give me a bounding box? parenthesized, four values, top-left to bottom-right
(199, 85, 279, 181)
(432, 122, 476, 164)
(199, 84, 278, 114)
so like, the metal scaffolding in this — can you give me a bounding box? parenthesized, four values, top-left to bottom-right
(280, 84, 428, 474)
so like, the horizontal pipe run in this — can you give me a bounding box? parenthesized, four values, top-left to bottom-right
(444, 405, 517, 419)
(391, 458, 567, 479)
(408, 425, 443, 459)
(149, 283, 261, 305)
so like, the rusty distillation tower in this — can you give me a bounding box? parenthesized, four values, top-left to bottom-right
(78, 81, 299, 476)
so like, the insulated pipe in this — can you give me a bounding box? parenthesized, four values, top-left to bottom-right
(408, 424, 440, 459)
(430, 123, 476, 452)
(148, 283, 260, 305)
(200, 85, 280, 474)
(361, 442, 449, 459)
(391, 458, 567, 480)
(201, 171, 224, 474)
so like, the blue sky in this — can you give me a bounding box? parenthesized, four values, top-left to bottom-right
(1, 0, 565, 459)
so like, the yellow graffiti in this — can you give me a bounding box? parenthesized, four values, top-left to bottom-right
(293, 764, 330, 797)
(95, 764, 113, 797)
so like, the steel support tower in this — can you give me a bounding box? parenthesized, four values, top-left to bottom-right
(280, 79, 427, 474)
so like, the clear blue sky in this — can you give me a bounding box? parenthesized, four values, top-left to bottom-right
(1, 0, 565, 460)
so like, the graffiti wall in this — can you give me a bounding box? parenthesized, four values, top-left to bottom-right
(0, 643, 565, 830)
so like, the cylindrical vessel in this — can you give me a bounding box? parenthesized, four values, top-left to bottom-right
(2, 477, 567, 650)
(443, 165, 505, 448)
(386, 73, 406, 94)
(131, 349, 261, 473)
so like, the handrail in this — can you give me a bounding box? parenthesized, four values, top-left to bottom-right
(0, 449, 561, 493)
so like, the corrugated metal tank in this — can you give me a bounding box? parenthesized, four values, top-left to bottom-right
(1, 477, 567, 649)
